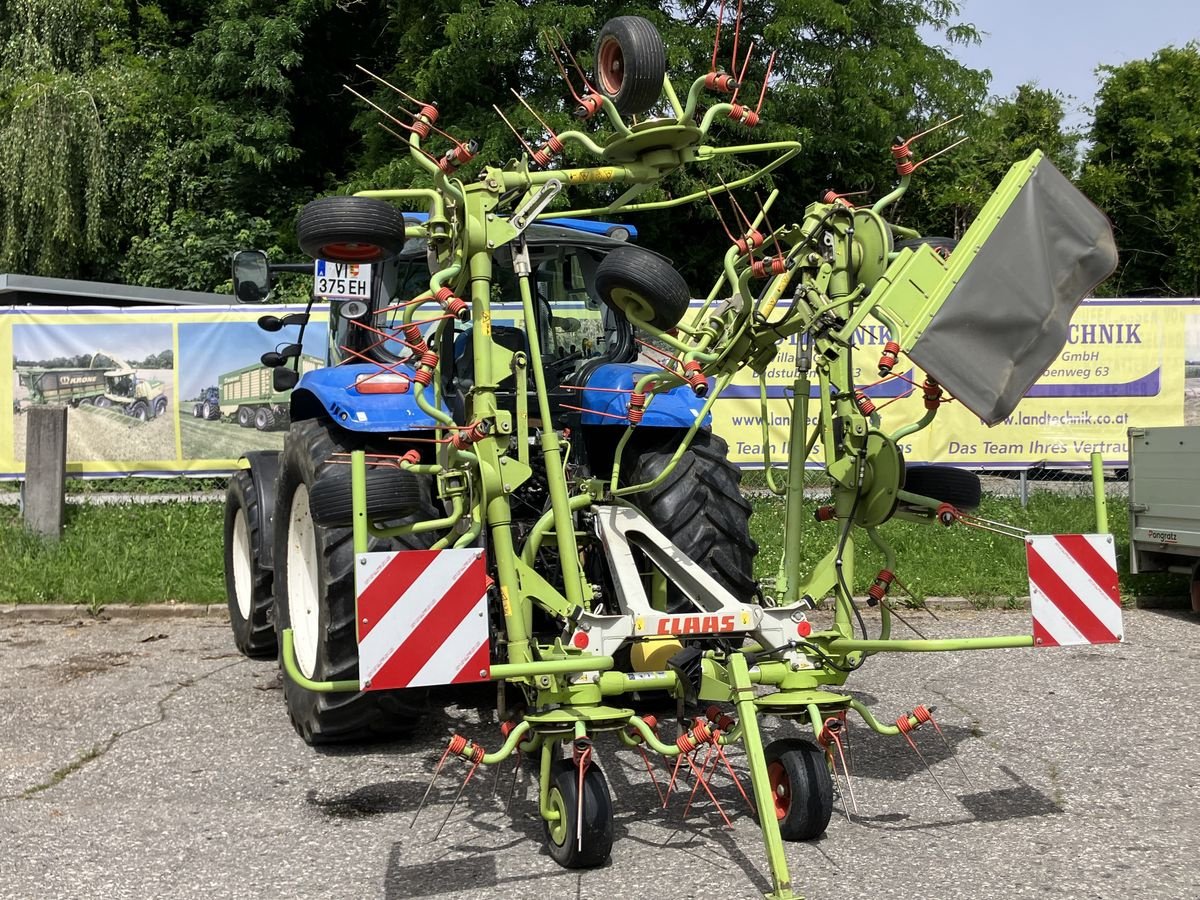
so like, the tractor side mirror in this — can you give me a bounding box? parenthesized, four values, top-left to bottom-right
(273, 367, 300, 391)
(261, 344, 301, 368)
(233, 250, 272, 303)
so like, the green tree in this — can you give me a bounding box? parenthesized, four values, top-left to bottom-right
(1079, 43, 1200, 297)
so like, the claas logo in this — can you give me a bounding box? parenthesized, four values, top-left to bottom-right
(656, 614, 738, 635)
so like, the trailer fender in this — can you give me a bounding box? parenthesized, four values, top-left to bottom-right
(239, 451, 281, 573)
(289, 363, 449, 433)
(578, 363, 712, 428)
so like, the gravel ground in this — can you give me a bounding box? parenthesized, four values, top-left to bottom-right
(1, 608, 1197, 900)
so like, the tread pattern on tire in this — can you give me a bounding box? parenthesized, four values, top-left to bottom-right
(593, 16, 667, 117)
(622, 431, 757, 610)
(309, 467, 426, 528)
(297, 196, 408, 263)
(903, 464, 982, 511)
(273, 418, 435, 744)
(594, 244, 691, 331)
(224, 470, 277, 658)
(544, 758, 614, 868)
(764, 738, 833, 841)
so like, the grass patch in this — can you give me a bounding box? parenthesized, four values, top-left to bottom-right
(0, 502, 224, 604)
(749, 492, 1186, 604)
(0, 477, 227, 494)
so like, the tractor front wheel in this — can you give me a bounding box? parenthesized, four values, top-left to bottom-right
(543, 757, 614, 869)
(224, 470, 276, 658)
(272, 417, 432, 744)
(763, 738, 833, 841)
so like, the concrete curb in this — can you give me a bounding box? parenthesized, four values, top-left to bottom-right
(1, 596, 1036, 622)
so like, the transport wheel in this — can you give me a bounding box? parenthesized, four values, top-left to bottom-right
(79, 397, 94, 406)
(153, 397, 168, 418)
(192, 403, 202, 418)
(129, 400, 149, 422)
(309, 467, 426, 528)
(205, 401, 221, 421)
(255, 406, 276, 431)
(895, 236, 958, 258)
(272, 417, 433, 744)
(94, 396, 112, 408)
(297, 196, 408, 263)
(237, 406, 253, 427)
(593, 16, 667, 117)
(903, 465, 981, 512)
(622, 430, 757, 611)
(594, 244, 690, 331)
(224, 470, 276, 658)
(543, 758, 614, 868)
(764, 738, 833, 841)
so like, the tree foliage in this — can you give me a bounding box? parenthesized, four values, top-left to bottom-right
(1080, 43, 1200, 297)
(0, 0, 1098, 291)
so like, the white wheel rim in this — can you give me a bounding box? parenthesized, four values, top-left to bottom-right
(287, 484, 320, 679)
(231, 508, 254, 620)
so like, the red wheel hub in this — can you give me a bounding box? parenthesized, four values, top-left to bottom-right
(597, 37, 624, 95)
(767, 760, 790, 819)
(320, 241, 381, 262)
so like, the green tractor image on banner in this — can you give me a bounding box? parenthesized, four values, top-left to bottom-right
(223, 12, 1118, 899)
(18, 351, 168, 421)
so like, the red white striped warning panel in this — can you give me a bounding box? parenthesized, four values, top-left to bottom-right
(1026, 534, 1123, 647)
(355, 549, 490, 691)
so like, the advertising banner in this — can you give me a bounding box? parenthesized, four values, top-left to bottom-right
(2, 298, 1196, 478)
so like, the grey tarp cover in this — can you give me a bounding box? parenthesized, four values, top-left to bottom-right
(906, 157, 1118, 425)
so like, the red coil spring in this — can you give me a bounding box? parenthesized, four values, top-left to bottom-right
(727, 103, 760, 127)
(878, 340, 901, 376)
(867, 569, 895, 605)
(434, 286, 469, 321)
(642, 715, 659, 731)
(410, 104, 439, 139)
(436, 139, 479, 174)
(814, 505, 836, 522)
(574, 93, 603, 119)
(399, 449, 421, 466)
(854, 390, 877, 416)
(734, 230, 764, 255)
(530, 134, 565, 168)
(627, 391, 646, 425)
(913, 705, 933, 725)
(822, 190, 855, 208)
(572, 739, 592, 766)
(675, 721, 713, 753)
(705, 706, 735, 732)
(704, 71, 737, 93)
(413, 368, 433, 387)
(892, 142, 915, 176)
(447, 734, 468, 755)
(420, 350, 439, 369)
(404, 324, 426, 351)
(451, 420, 489, 451)
(750, 256, 788, 279)
(895, 715, 914, 735)
(923, 377, 943, 411)
(682, 360, 708, 395)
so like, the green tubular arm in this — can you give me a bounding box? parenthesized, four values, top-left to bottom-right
(373, 494, 464, 539)
(662, 75, 685, 118)
(892, 405, 938, 442)
(829, 635, 1035, 654)
(849, 699, 913, 736)
(698, 103, 735, 133)
(479, 721, 531, 765)
(519, 492, 595, 565)
(871, 174, 911, 216)
(624, 715, 683, 756)
(488, 655, 615, 680)
(281, 629, 359, 693)
(865, 527, 895, 644)
(681, 75, 711, 120)
(412, 382, 456, 428)
(352, 186, 447, 226)
(758, 372, 787, 496)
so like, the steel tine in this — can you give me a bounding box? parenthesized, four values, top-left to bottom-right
(683, 744, 716, 816)
(923, 711, 975, 790)
(434, 761, 480, 841)
(831, 734, 859, 816)
(638, 746, 666, 805)
(504, 754, 521, 814)
(715, 745, 753, 810)
(412, 744, 454, 828)
(827, 748, 853, 822)
(683, 748, 732, 827)
(663, 752, 687, 807)
(901, 730, 953, 802)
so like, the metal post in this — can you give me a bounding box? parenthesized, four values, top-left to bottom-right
(23, 406, 67, 540)
(1019, 468, 1029, 509)
(1090, 451, 1109, 533)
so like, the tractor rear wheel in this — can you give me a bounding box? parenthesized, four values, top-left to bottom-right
(237, 406, 253, 427)
(764, 738, 834, 841)
(153, 396, 168, 418)
(224, 470, 276, 658)
(129, 400, 149, 422)
(297, 196, 408, 263)
(205, 402, 221, 421)
(192, 403, 202, 418)
(272, 417, 433, 744)
(622, 430, 757, 611)
(543, 757, 614, 868)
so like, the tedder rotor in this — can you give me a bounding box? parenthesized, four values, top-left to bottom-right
(225, 10, 1121, 899)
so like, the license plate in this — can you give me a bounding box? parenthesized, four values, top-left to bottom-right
(314, 260, 372, 299)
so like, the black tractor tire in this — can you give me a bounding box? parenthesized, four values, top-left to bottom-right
(543, 758, 614, 868)
(297, 196, 408, 263)
(764, 738, 834, 841)
(192, 403, 202, 418)
(237, 406, 253, 428)
(153, 396, 168, 418)
(594, 244, 690, 331)
(224, 470, 276, 658)
(622, 430, 757, 611)
(593, 16, 667, 117)
(309, 467, 426, 528)
(204, 401, 221, 421)
(272, 418, 434, 744)
(129, 400, 150, 422)
(255, 406, 276, 432)
(94, 396, 112, 409)
(903, 465, 981, 511)
(895, 236, 958, 259)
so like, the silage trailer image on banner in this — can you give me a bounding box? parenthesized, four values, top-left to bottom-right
(195, 355, 323, 430)
(222, 14, 1122, 899)
(17, 351, 168, 421)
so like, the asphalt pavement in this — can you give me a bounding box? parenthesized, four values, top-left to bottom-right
(1, 608, 1197, 900)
